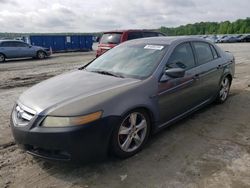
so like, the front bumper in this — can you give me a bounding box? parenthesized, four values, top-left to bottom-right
(11, 114, 120, 162)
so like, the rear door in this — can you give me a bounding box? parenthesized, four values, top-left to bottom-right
(0, 42, 20, 58)
(191, 41, 223, 101)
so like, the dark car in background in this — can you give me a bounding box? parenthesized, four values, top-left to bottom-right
(216, 35, 228, 43)
(96, 30, 165, 57)
(239, 35, 250, 42)
(0, 40, 51, 63)
(11, 37, 235, 162)
(219, 36, 240, 43)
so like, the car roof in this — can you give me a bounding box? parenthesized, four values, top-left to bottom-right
(123, 36, 209, 46)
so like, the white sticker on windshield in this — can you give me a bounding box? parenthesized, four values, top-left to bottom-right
(144, 45, 164, 50)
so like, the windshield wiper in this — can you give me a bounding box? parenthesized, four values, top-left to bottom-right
(91, 70, 124, 78)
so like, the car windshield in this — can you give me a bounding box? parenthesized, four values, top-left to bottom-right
(100, 33, 122, 44)
(86, 43, 168, 79)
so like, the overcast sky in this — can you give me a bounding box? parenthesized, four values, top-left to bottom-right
(0, 0, 249, 33)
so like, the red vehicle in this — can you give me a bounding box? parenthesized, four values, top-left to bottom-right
(96, 30, 165, 57)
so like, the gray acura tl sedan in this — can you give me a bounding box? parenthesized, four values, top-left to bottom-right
(11, 37, 235, 162)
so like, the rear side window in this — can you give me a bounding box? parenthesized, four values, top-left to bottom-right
(210, 45, 219, 59)
(167, 43, 195, 70)
(1, 42, 12, 47)
(127, 32, 143, 40)
(193, 42, 214, 65)
(100, 33, 122, 44)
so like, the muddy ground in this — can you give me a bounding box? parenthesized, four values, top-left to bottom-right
(0, 43, 250, 188)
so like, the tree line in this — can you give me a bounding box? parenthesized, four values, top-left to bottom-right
(158, 18, 250, 36)
(1, 18, 250, 38)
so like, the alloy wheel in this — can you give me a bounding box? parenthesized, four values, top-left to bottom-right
(0, 54, 5, 63)
(37, 51, 45, 59)
(118, 112, 148, 152)
(219, 77, 230, 101)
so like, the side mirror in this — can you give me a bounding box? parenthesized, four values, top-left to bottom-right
(160, 68, 185, 82)
(165, 68, 185, 78)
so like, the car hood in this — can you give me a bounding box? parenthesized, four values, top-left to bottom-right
(18, 70, 139, 114)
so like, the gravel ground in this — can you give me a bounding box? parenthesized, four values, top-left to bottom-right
(0, 43, 250, 188)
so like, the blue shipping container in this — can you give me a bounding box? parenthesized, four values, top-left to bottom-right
(27, 35, 93, 52)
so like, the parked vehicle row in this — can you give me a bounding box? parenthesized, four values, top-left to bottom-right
(0, 40, 51, 63)
(203, 34, 250, 43)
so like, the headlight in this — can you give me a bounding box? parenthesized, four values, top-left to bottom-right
(42, 111, 102, 127)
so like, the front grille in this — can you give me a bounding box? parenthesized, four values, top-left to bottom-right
(12, 104, 36, 127)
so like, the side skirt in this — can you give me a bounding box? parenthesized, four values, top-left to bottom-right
(153, 98, 213, 133)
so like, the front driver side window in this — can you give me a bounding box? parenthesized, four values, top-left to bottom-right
(167, 43, 195, 70)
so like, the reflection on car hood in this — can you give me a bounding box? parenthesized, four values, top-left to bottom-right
(18, 70, 139, 114)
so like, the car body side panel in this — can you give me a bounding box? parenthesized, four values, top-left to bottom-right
(157, 68, 201, 124)
(2, 47, 20, 58)
(152, 39, 235, 128)
(194, 60, 223, 101)
(19, 46, 37, 57)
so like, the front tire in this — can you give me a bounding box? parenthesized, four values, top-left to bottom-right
(0, 53, 5, 63)
(37, 51, 46, 59)
(216, 76, 231, 103)
(111, 110, 150, 158)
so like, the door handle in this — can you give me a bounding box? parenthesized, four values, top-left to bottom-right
(217, 64, 223, 69)
(192, 74, 199, 80)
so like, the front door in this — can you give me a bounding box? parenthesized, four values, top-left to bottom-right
(158, 42, 202, 124)
(18, 42, 35, 57)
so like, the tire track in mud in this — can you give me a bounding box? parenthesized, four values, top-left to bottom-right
(0, 141, 15, 150)
(0, 73, 55, 89)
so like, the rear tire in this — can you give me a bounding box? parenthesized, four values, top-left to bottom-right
(0, 53, 5, 63)
(216, 76, 231, 103)
(37, 51, 46, 59)
(111, 110, 150, 158)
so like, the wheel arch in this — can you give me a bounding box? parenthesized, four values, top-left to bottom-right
(37, 50, 45, 55)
